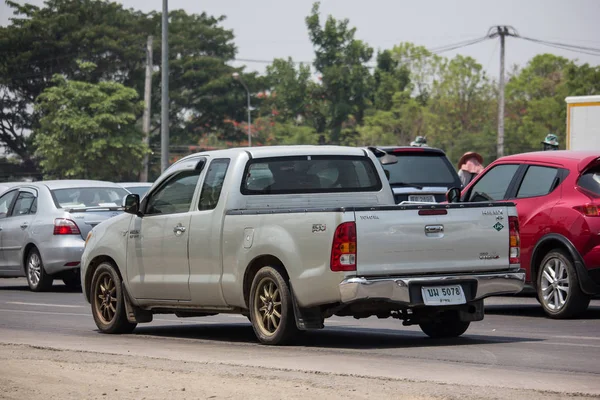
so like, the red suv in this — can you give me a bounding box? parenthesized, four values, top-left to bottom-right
(461, 151, 600, 319)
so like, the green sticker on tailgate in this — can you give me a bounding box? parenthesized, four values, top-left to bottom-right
(493, 222, 504, 231)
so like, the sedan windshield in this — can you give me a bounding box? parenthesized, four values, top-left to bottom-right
(52, 187, 129, 208)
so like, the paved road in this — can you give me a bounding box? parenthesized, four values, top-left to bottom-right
(1, 277, 599, 397)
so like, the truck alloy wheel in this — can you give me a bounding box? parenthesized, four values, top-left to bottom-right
(249, 266, 298, 345)
(90, 262, 137, 334)
(537, 250, 590, 319)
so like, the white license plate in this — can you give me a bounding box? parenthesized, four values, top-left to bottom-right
(421, 285, 466, 306)
(408, 195, 436, 203)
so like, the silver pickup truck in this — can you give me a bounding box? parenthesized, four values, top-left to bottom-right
(81, 146, 525, 345)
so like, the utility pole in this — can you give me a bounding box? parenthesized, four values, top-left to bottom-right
(487, 26, 517, 158)
(141, 35, 153, 182)
(160, 0, 169, 173)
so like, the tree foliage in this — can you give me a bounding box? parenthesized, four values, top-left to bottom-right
(34, 64, 148, 180)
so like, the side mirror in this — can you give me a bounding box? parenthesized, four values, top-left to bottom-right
(446, 187, 461, 203)
(123, 194, 140, 215)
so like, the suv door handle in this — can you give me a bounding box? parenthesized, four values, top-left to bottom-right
(173, 225, 186, 235)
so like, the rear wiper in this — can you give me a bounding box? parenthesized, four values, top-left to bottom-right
(390, 182, 424, 190)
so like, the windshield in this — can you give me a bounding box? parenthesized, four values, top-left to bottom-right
(383, 153, 460, 187)
(125, 185, 152, 197)
(52, 187, 129, 208)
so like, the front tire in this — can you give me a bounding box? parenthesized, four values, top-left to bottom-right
(537, 250, 590, 319)
(249, 266, 298, 345)
(90, 262, 137, 334)
(26, 248, 53, 292)
(419, 311, 470, 338)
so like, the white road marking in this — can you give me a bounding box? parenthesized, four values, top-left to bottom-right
(0, 308, 89, 317)
(6, 301, 83, 308)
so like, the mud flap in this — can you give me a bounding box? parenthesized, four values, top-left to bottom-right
(290, 284, 324, 330)
(122, 283, 153, 323)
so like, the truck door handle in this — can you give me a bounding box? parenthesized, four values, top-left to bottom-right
(425, 225, 443, 234)
(20, 223, 29, 229)
(173, 224, 186, 235)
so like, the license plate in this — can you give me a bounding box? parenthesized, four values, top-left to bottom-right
(421, 285, 466, 306)
(408, 195, 435, 203)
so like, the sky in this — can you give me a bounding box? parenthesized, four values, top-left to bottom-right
(1, 0, 600, 79)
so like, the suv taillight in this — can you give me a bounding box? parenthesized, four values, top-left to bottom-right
(509, 216, 520, 265)
(331, 222, 357, 271)
(574, 204, 600, 217)
(54, 218, 81, 235)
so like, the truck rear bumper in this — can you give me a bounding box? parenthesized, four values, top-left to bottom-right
(339, 269, 525, 306)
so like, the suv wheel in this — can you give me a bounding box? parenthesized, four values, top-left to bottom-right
(249, 266, 298, 345)
(91, 262, 137, 334)
(537, 250, 590, 319)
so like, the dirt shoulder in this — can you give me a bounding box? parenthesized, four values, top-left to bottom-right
(0, 343, 595, 400)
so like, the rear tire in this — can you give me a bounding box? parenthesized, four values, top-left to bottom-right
(537, 250, 590, 319)
(90, 262, 137, 334)
(419, 311, 470, 338)
(26, 248, 53, 292)
(249, 266, 298, 345)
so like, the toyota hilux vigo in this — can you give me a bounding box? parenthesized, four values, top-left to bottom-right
(81, 146, 525, 345)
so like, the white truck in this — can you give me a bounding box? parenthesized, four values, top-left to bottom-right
(81, 146, 525, 345)
(566, 95, 600, 150)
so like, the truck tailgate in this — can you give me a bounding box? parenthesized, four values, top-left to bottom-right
(355, 205, 513, 276)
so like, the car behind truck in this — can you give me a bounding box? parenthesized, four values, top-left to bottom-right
(81, 146, 525, 345)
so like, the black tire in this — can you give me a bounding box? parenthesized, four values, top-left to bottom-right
(25, 247, 53, 292)
(249, 266, 298, 345)
(62, 270, 82, 290)
(419, 311, 471, 338)
(537, 250, 590, 319)
(90, 262, 137, 334)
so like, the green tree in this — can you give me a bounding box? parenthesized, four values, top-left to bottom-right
(0, 0, 151, 166)
(305, 2, 374, 144)
(427, 55, 496, 163)
(372, 49, 411, 111)
(34, 64, 149, 180)
(504, 54, 572, 154)
(265, 58, 313, 122)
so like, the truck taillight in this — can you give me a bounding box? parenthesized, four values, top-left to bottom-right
(331, 222, 357, 272)
(509, 216, 520, 265)
(54, 218, 81, 235)
(574, 204, 600, 217)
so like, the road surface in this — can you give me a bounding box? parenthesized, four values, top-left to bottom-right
(0, 278, 599, 399)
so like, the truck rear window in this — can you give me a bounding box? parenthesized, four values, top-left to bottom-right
(241, 156, 382, 194)
(578, 166, 600, 196)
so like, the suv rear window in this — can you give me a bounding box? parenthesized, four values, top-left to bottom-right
(242, 156, 382, 194)
(382, 152, 460, 187)
(578, 166, 600, 196)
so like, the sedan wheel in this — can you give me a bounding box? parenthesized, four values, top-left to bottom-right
(537, 250, 590, 319)
(26, 248, 53, 292)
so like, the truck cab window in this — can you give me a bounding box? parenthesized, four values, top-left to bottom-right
(199, 159, 230, 211)
(145, 170, 201, 215)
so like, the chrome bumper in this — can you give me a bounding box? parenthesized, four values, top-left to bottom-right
(339, 269, 525, 305)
